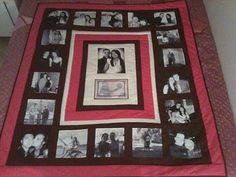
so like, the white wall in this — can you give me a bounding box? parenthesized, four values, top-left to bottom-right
(203, 0, 236, 123)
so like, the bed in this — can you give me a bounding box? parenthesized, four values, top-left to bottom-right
(0, 0, 235, 176)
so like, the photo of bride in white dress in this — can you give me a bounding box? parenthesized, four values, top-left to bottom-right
(97, 48, 125, 74)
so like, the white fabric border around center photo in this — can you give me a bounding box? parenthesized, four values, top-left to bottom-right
(60, 31, 160, 125)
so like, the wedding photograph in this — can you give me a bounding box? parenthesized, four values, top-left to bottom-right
(97, 48, 125, 74)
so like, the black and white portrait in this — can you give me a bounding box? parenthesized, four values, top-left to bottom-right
(169, 131, 202, 159)
(132, 128, 162, 158)
(163, 73, 190, 94)
(40, 49, 63, 68)
(97, 48, 125, 74)
(128, 12, 150, 28)
(73, 11, 96, 26)
(162, 48, 186, 67)
(30, 72, 60, 94)
(165, 99, 196, 124)
(47, 10, 69, 26)
(94, 128, 125, 158)
(24, 99, 55, 125)
(157, 29, 181, 45)
(95, 79, 128, 99)
(101, 11, 123, 28)
(16, 132, 49, 159)
(56, 129, 88, 158)
(154, 11, 177, 27)
(41, 29, 67, 45)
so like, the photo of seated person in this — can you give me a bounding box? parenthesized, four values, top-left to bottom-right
(56, 129, 88, 158)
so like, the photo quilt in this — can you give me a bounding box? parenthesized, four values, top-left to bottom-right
(0, 1, 226, 176)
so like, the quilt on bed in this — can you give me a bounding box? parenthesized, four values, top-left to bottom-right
(0, 1, 226, 176)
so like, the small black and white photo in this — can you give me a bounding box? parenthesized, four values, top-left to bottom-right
(169, 130, 202, 159)
(162, 48, 186, 67)
(165, 99, 196, 124)
(101, 11, 123, 28)
(24, 99, 55, 125)
(41, 29, 67, 45)
(73, 11, 96, 26)
(97, 48, 125, 74)
(16, 132, 49, 159)
(163, 73, 190, 94)
(156, 29, 181, 45)
(132, 128, 163, 158)
(38, 49, 63, 68)
(94, 128, 125, 158)
(56, 129, 88, 158)
(95, 79, 128, 99)
(154, 11, 177, 27)
(128, 12, 150, 28)
(47, 10, 69, 26)
(30, 72, 60, 94)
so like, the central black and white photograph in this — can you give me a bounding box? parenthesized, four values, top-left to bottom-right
(73, 11, 96, 26)
(16, 132, 49, 159)
(97, 48, 125, 74)
(128, 12, 150, 28)
(154, 11, 177, 27)
(24, 99, 55, 125)
(56, 129, 88, 158)
(94, 128, 125, 158)
(156, 29, 181, 45)
(132, 128, 163, 158)
(101, 11, 123, 28)
(169, 130, 202, 159)
(162, 73, 191, 94)
(30, 72, 60, 94)
(165, 99, 196, 124)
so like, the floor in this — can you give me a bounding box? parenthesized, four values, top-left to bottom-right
(0, 38, 10, 67)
